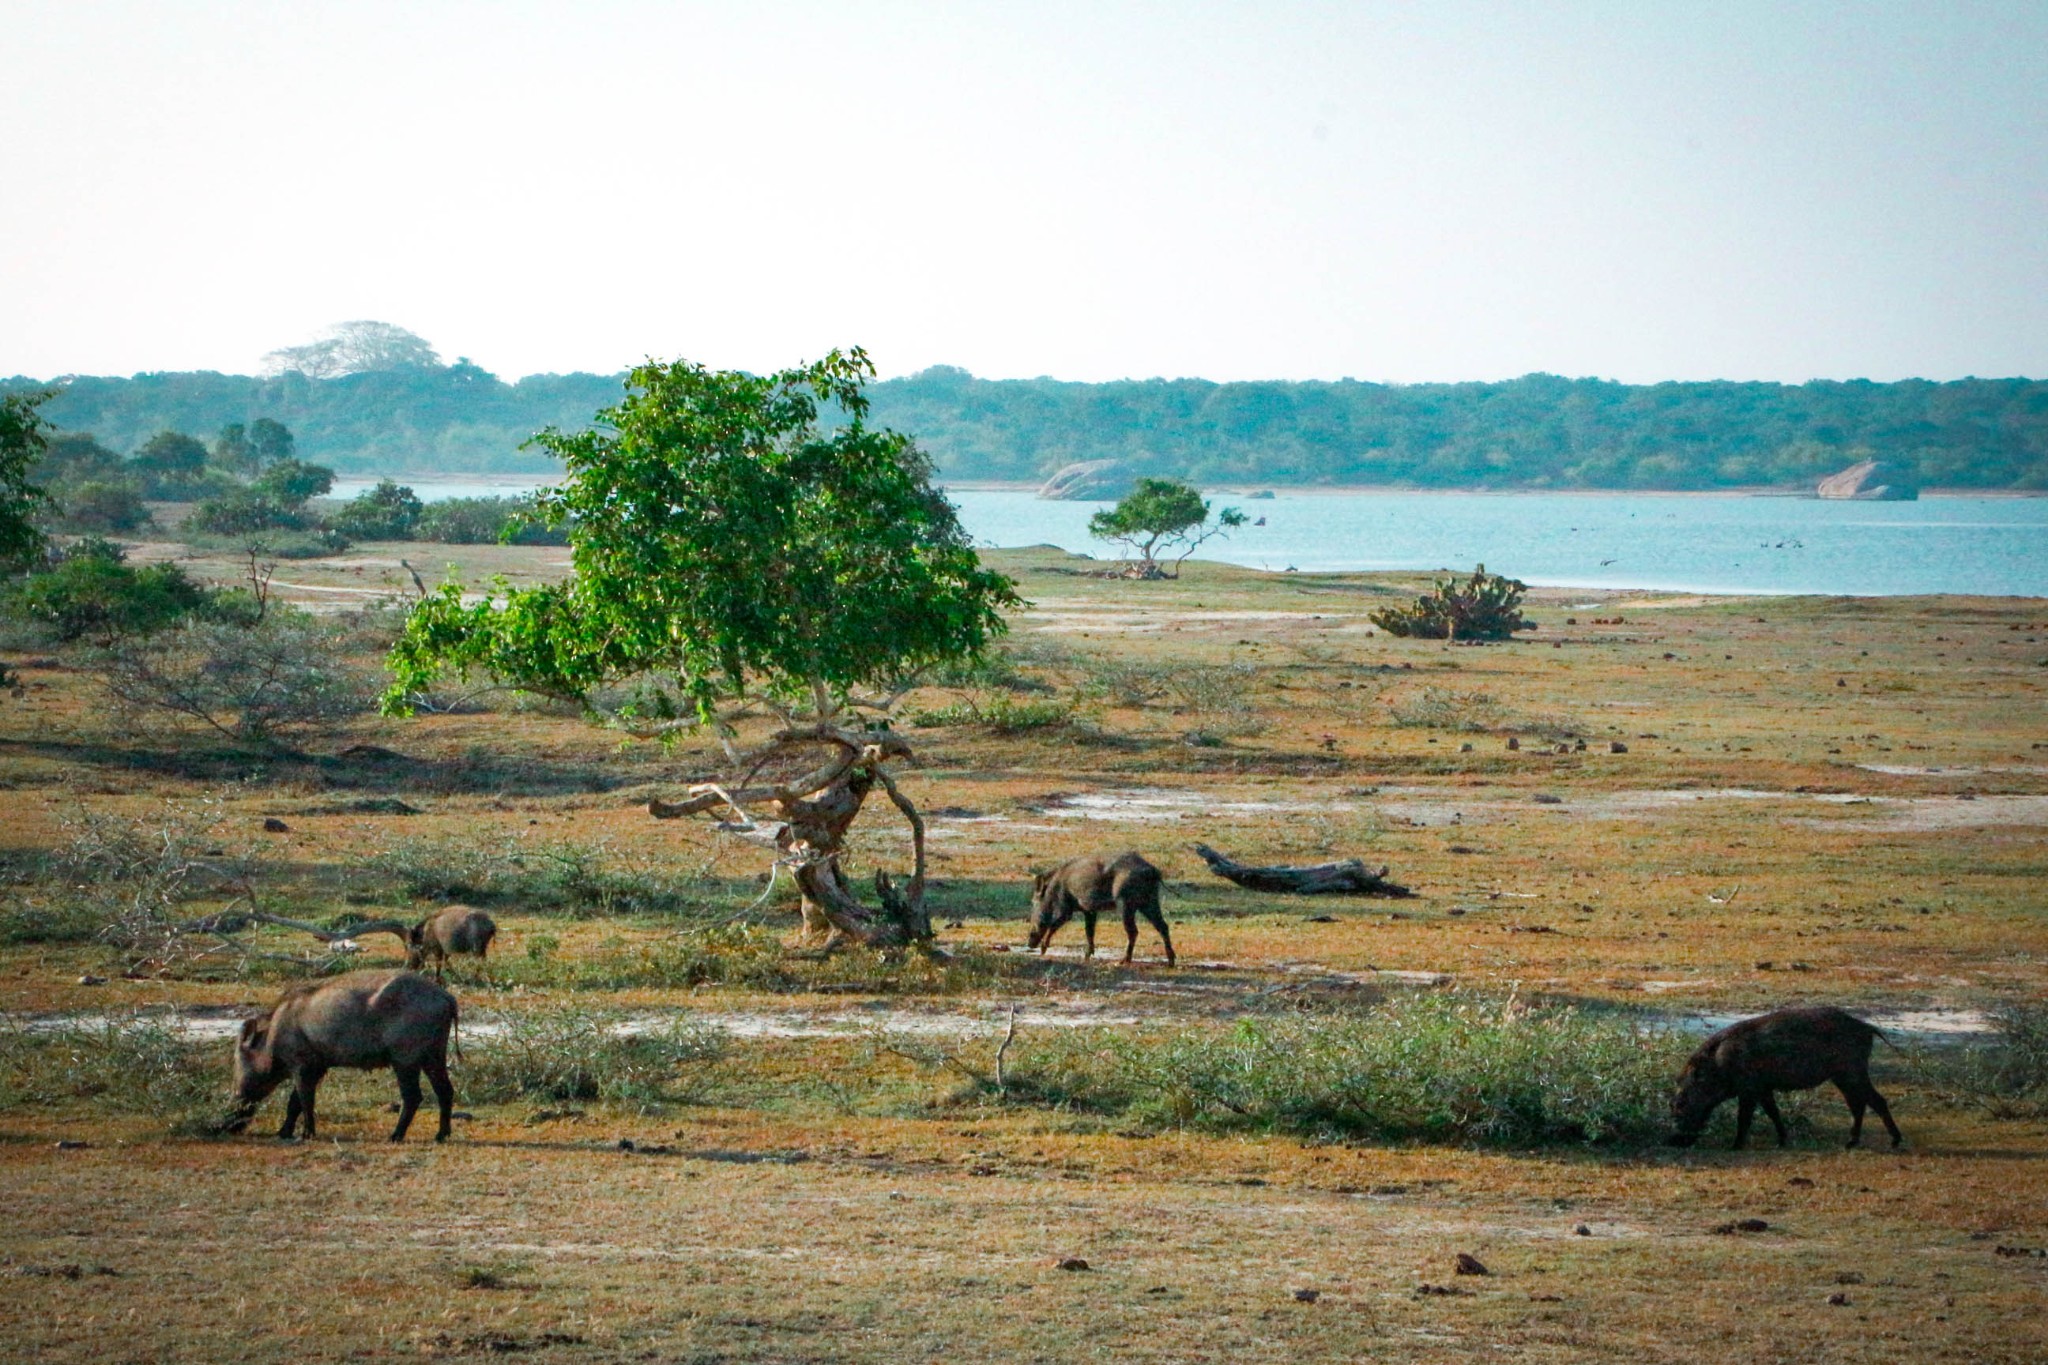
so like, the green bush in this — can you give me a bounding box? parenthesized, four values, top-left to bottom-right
(1370, 565, 1534, 641)
(328, 480, 423, 540)
(910, 694, 1073, 732)
(1009, 992, 1687, 1146)
(55, 480, 152, 533)
(6, 552, 212, 641)
(185, 488, 310, 535)
(415, 495, 567, 546)
(461, 1005, 723, 1106)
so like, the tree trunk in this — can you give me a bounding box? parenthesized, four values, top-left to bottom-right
(1192, 843, 1414, 897)
(650, 727, 934, 949)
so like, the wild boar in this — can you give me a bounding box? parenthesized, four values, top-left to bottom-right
(227, 969, 459, 1143)
(1028, 852, 1175, 966)
(406, 905, 497, 979)
(1669, 1005, 1901, 1150)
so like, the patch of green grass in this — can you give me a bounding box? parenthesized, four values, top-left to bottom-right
(460, 1005, 723, 1107)
(0, 1018, 226, 1128)
(1008, 992, 1688, 1146)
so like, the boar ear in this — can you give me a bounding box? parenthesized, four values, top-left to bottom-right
(239, 1017, 267, 1049)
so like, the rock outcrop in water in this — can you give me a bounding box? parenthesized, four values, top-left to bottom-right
(1817, 459, 1917, 501)
(1038, 460, 1134, 500)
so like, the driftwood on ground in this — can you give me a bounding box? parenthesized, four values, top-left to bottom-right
(1192, 843, 1413, 897)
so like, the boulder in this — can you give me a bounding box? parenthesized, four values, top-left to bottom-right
(1817, 459, 1917, 501)
(1037, 459, 1134, 500)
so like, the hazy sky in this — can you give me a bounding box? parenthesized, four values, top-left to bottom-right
(5, 1, 2045, 384)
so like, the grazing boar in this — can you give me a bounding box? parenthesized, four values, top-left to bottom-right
(406, 905, 496, 979)
(1028, 852, 1176, 966)
(226, 969, 459, 1143)
(1669, 1005, 1901, 1150)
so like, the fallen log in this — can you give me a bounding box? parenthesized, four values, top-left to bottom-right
(1192, 843, 1414, 898)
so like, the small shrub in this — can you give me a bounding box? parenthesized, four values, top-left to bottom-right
(1370, 564, 1533, 640)
(461, 1005, 723, 1106)
(186, 488, 310, 536)
(99, 611, 379, 744)
(1929, 1001, 2048, 1119)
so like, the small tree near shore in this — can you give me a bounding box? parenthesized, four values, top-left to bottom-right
(382, 349, 1020, 949)
(1087, 478, 1246, 579)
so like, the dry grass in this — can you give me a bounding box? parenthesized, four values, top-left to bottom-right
(2, 541, 2046, 1360)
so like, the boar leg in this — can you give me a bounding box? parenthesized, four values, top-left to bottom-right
(1082, 908, 1098, 960)
(391, 1064, 424, 1142)
(1865, 1084, 1902, 1148)
(279, 1090, 304, 1140)
(425, 1050, 455, 1142)
(1731, 1094, 1757, 1149)
(291, 1066, 324, 1140)
(1121, 903, 1139, 964)
(1142, 907, 1176, 967)
(1757, 1091, 1789, 1147)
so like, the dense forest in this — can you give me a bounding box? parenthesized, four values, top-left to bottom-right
(10, 340, 2048, 490)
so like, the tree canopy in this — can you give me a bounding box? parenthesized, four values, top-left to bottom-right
(1088, 477, 1246, 578)
(262, 321, 442, 379)
(383, 349, 1020, 726)
(0, 390, 52, 572)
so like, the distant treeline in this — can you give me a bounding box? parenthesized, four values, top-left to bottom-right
(10, 362, 2048, 489)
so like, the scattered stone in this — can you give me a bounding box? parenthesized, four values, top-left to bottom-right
(54, 1139, 89, 1151)
(1454, 1253, 1489, 1276)
(1713, 1219, 1771, 1235)
(1532, 793, 1564, 804)
(1787, 1177, 1815, 1188)
(1306, 915, 1336, 923)
(617, 1138, 636, 1151)
(1573, 739, 1587, 751)
(1994, 1245, 2046, 1258)
(1530, 1292, 1564, 1302)
(1050, 1256, 1091, 1271)
(1292, 1288, 1322, 1303)
(1506, 737, 1520, 751)
(1459, 742, 1473, 752)
(1835, 1272, 1864, 1285)
(524, 1108, 584, 1125)
(1415, 1283, 1472, 1297)
(1827, 1292, 1851, 1306)
(75, 974, 106, 986)
(1610, 741, 1628, 753)
(261, 817, 290, 833)
(1573, 1223, 1592, 1237)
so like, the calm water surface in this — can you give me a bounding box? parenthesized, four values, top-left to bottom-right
(332, 480, 2048, 598)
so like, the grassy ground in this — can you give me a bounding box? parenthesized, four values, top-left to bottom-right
(1, 541, 2045, 1361)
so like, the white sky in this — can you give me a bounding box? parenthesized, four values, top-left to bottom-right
(4, 1, 2045, 384)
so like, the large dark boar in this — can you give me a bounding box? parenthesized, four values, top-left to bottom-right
(1669, 1005, 1901, 1150)
(226, 969, 459, 1143)
(406, 905, 497, 979)
(1028, 852, 1175, 966)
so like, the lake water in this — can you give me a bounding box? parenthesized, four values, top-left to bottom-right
(330, 480, 2048, 598)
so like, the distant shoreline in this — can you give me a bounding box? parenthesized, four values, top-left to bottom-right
(339, 474, 2040, 499)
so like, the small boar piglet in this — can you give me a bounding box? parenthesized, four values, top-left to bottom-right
(406, 905, 497, 979)
(227, 969, 459, 1143)
(1670, 1005, 1901, 1150)
(1028, 852, 1176, 966)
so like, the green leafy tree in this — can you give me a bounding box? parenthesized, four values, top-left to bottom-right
(384, 349, 1019, 947)
(129, 430, 211, 498)
(251, 457, 334, 505)
(1369, 564, 1533, 641)
(1087, 477, 1247, 578)
(248, 418, 295, 466)
(7, 550, 213, 642)
(329, 479, 424, 540)
(1, 391, 53, 573)
(211, 423, 257, 476)
(57, 481, 152, 534)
